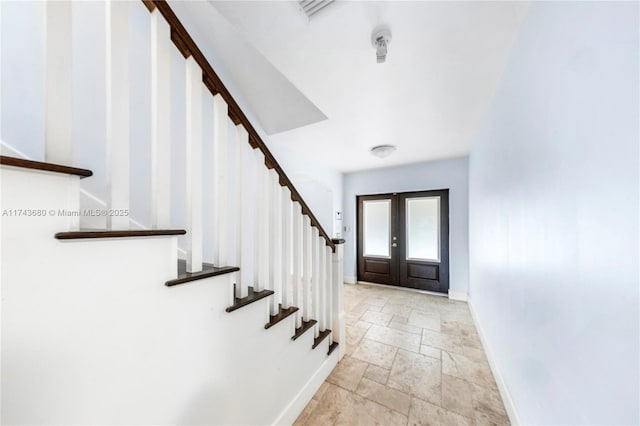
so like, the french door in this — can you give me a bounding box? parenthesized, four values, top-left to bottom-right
(357, 190, 449, 294)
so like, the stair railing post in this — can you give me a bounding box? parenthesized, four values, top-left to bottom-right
(150, 9, 171, 229)
(302, 216, 312, 323)
(235, 125, 250, 298)
(105, 0, 130, 230)
(311, 227, 320, 338)
(45, 0, 72, 166)
(292, 202, 303, 328)
(332, 240, 346, 359)
(281, 187, 292, 309)
(269, 169, 281, 316)
(184, 56, 203, 273)
(212, 94, 229, 266)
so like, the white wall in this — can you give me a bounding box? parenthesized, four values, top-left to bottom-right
(1, 165, 338, 425)
(342, 157, 469, 294)
(169, 0, 343, 238)
(468, 2, 639, 424)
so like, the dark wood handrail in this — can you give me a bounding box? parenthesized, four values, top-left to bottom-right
(142, 0, 335, 251)
(0, 156, 93, 178)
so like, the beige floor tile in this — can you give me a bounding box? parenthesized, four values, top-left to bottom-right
(356, 377, 412, 415)
(351, 303, 383, 314)
(419, 345, 441, 360)
(388, 349, 441, 405)
(392, 315, 409, 324)
(336, 399, 408, 426)
(421, 329, 465, 353)
(389, 320, 423, 335)
(293, 398, 319, 426)
(366, 324, 422, 352)
(346, 312, 361, 326)
(346, 322, 370, 347)
(327, 356, 368, 391)
(408, 310, 441, 332)
(471, 382, 508, 417)
(441, 374, 475, 418)
(382, 303, 413, 317)
(361, 311, 394, 326)
(442, 350, 496, 388)
(352, 338, 398, 369)
(408, 397, 474, 426)
(363, 295, 389, 307)
(299, 284, 509, 426)
(313, 381, 330, 401)
(363, 363, 390, 385)
(474, 406, 510, 426)
(441, 319, 478, 338)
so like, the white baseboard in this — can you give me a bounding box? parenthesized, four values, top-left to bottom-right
(272, 350, 339, 426)
(448, 290, 468, 301)
(467, 298, 520, 426)
(344, 276, 356, 284)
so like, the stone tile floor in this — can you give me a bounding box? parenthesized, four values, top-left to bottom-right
(294, 283, 510, 426)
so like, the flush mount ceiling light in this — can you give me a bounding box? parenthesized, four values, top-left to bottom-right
(371, 25, 392, 63)
(299, 0, 335, 19)
(370, 145, 396, 159)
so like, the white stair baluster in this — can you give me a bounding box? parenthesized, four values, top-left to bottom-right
(326, 245, 333, 334)
(150, 9, 171, 228)
(302, 216, 312, 323)
(184, 56, 203, 273)
(254, 149, 267, 292)
(281, 187, 292, 309)
(332, 242, 346, 359)
(235, 125, 250, 298)
(213, 94, 228, 266)
(312, 227, 320, 337)
(319, 236, 326, 331)
(292, 202, 303, 328)
(45, 0, 72, 165)
(270, 169, 282, 315)
(105, 0, 130, 230)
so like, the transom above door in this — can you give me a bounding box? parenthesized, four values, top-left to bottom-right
(357, 190, 449, 294)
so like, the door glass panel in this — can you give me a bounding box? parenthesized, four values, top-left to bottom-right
(406, 197, 440, 261)
(363, 200, 391, 257)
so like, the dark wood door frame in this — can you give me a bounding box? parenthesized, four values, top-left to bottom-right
(356, 189, 450, 294)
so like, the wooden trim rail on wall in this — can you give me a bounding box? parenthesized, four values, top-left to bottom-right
(141, 0, 335, 252)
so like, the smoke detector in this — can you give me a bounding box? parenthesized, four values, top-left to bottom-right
(371, 26, 392, 63)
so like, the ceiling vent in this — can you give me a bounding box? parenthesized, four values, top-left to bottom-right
(299, 0, 335, 19)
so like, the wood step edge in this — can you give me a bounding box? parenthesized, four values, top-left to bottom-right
(166, 259, 239, 287)
(327, 342, 339, 356)
(56, 229, 186, 240)
(1, 155, 93, 178)
(292, 319, 318, 341)
(312, 329, 331, 349)
(226, 286, 274, 313)
(265, 305, 299, 329)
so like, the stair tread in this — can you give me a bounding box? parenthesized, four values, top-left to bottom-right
(166, 259, 239, 287)
(226, 286, 274, 313)
(1, 155, 93, 178)
(265, 304, 299, 329)
(56, 229, 186, 240)
(312, 329, 331, 349)
(327, 342, 339, 356)
(292, 319, 318, 341)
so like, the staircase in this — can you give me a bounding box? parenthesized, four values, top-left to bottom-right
(0, 1, 345, 424)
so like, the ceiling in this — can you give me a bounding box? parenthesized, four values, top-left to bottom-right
(209, 0, 531, 172)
